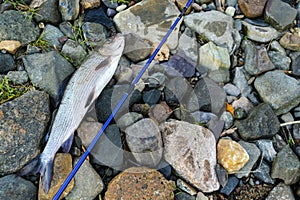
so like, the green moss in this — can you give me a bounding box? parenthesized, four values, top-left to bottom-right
(30, 32, 50, 51)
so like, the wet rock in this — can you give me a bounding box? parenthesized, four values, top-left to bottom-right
(164, 77, 190, 106)
(160, 120, 220, 192)
(265, 0, 297, 31)
(220, 111, 234, 129)
(223, 83, 241, 97)
(43, 24, 65, 49)
(0, 90, 50, 175)
(149, 102, 173, 124)
(125, 118, 163, 166)
(0, 10, 39, 44)
(117, 112, 143, 131)
(235, 141, 260, 178)
(235, 103, 280, 140)
(6, 71, 28, 85)
(123, 33, 151, 63)
(81, 22, 106, 47)
(33, 0, 62, 24)
(254, 71, 300, 115)
(80, 0, 101, 9)
(268, 50, 291, 70)
(220, 175, 239, 196)
(290, 52, 300, 76)
(271, 145, 300, 185)
(0, 40, 21, 54)
(113, 0, 181, 50)
(244, 40, 275, 75)
(143, 89, 161, 106)
(23, 51, 75, 101)
(184, 10, 241, 54)
(84, 6, 114, 28)
(0, 175, 37, 200)
(266, 182, 296, 200)
(238, 0, 267, 18)
(65, 158, 103, 200)
(217, 138, 249, 174)
(232, 67, 252, 97)
(38, 153, 74, 200)
(255, 139, 277, 162)
(241, 20, 281, 43)
(279, 32, 300, 52)
(253, 161, 275, 184)
(0, 53, 15, 73)
(177, 179, 197, 196)
(198, 41, 231, 83)
(61, 39, 86, 66)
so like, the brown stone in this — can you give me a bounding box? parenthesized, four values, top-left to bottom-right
(238, 0, 268, 18)
(279, 32, 300, 52)
(0, 40, 22, 54)
(152, 42, 170, 61)
(149, 101, 173, 123)
(80, 0, 100, 9)
(175, 0, 192, 14)
(217, 138, 249, 174)
(104, 167, 174, 200)
(38, 153, 74, 200)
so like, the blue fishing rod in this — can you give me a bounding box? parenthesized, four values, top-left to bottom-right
(53, 0, 193, 199)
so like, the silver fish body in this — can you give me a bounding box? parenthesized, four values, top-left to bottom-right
(19, 34, 125, 193)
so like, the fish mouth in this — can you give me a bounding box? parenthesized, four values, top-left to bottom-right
(99, 34, 125, 56)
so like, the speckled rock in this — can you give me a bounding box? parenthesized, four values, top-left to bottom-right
(82, 22, 106, 46)
(117, 112, 143, 131)
(0, 53, 15, 73)
(217, 138, 249, 174)
(266, 182, 295, 200)
(61, 39, 86, 67)
(279, 32, 300, 52)
(104, 167, 174, 200)
(33, 0, 62, 24)
(80, 0, 101, 9)
(0, 90, 50, 175)
(6, 71, 28, 85)
(59, 0, 80, 21)
(42, 24, 65, 49)
(149, 102, 173, 124)
(238, 0, 267, 18)
(160, 120, 220, 192)
(268, 50, 291, 70)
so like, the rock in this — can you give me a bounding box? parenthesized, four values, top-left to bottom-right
(149, 102, 173, 123)
(23, 51, 75, 101)
(160, 120, 220, 192)
(0, 175, 37, 200)
(191, 111, 218, 124)
(244, 40, 275, 75)
(152, 42, 170, 61)
(241, 20, 281, 43)
(290, 52, 300, 76)
(220, 111, 234, 129)
(217, 138, 249, 174)
(196, 192, 209, 200)
(84, 6, 114, 28)
(125, 118, 163, 166)
(82, 22, 106, 47)
(0, 40, 21, 54)
(225, 6, 235, 17)
(123, 33, 151, 63)
(164, 77, 190, 106)
(220, 175, 239, 196)
(0, 90, 50, 175)
(223, 83, 241, 97)
(114, 56, 133, 83)
(198, 41, 231, 83)
(232, 67, 252, 97)
(42, 24, 65, 49)
(279, 32, 300, 52)
(0, 10, 39, 44)
(266, 182, 295, 200)
(270, 40, 286, 55)
(268, 50, 291, 70)
(113, 0, 181, 50)
(235, 141, 260, 178)
(271, 145, 300, 185)
(254, 71, 300, 115)
(101, 0, 118, 8)
(143, 89, 161, 106)
(235, 103, 280, 140)
(148, 72, 166, 88)
(184, 10, 241, 54)
(234, 107, 247, 119)
(157, 161, 172, 179)
(77, 117, 102, 147)
(61, 39, 86, 66)
(33, 0, 62, 24)
(38, 153, 74, 200)
(117, 112, 143, 131)
(238, 0, 267, 18)
(116, 4, 127, 12)
(176, 0, 193, 14)
(176, 179, 197, 196)
(105, 167, 174, 200)
(253, 161, 275, 184)
(264, 0, 297, 31)
(59, 21, 76, 40)
(80, 0, 101, 9)
(6, 71, 28, 85)
(232, 96, 254, 113)
(255, 139, 277, 162)
(65, 158, 103, 200)
(0, 53, 15, 73)
(174, 192, 196, 200)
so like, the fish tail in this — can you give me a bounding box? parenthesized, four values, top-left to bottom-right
(18, 154, 54, 193)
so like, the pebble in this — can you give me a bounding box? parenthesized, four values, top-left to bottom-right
(43, 24, 65, 49)
(101, 0, 118, 8)
(232, 67, 252, 97)
(238, 0, 267, 18)
(0, 40, 21, 54)
(255, 139, 277, 162)
(266, 182, 296, 200)
(290, 52, 300, 76)
(80, 0, 101, 9)
(164, 77, 190, 106)
(116, 4, 127, 12)
(149, 101, 173, 123)
(61, 39, 86, 66)
(104, 167, 174, 200)
(232, 96, 254, 113)
(116, 112, 143, 131)
(177, 179, 197, 196)
(0, 53, 15, 73)
(253, 161, 275, 184)
(270, 40, 286, 55)
(223, 83, 241, 97)
(175, 192, 196, 200)
(148, 72, 166, 88)
(220, 175, 239, 196)
(82, 22, 106, 46)
(279, 32, 300, 51)
(234, 107, 247, 119)
(268, 50, 291, 70)
(225, 6, 235, 17)
(152, 42, 170, 61)
(143, 89, 161, 106)
(114, 57, 133, 83)
(6, 71, 28, 85)
(84, 6, 114, 28)
(160, 120, 220, 192)
(33, 0, 62, 24)
(220, 111, 234, 129)
(196, 192, 208, 200)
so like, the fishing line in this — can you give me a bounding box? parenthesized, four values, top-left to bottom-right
(53, 1, 193, 199)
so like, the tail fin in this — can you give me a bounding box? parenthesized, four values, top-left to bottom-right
(18, 154, 54, 193)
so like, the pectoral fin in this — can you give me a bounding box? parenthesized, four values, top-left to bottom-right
(85, 87, 96, 108)
(61, 133, 74, 153)
(95, 56, 112, 71)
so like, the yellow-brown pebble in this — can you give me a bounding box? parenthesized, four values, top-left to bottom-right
(0, 40, 21, 54)
(104, 167, 174, 200)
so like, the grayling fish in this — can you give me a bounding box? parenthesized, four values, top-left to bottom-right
(19, 34, 125, 193)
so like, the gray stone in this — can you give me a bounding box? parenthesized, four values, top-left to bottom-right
(271, 145, 300, 185)
(114, 56, 133, 83)
(0, 10, 39, 44)
(23, 51, 75, 101)
(0, 53, 14, 73)
(143, 89, 161, 106)
(0, 90, 50, 175)
(176, 179, 197, 196)
(61, 39, 87, 66)
(102, 0, 118, 8)
(149, 102, 173, 124)
(33, 0, 62, 25)
(43, 24, 65, 49)
(0, 175, 37, 200)
(65, 159, 103, 200)
(59, 21, 75, 40)
(220, 111, 234, 129)
(125, 118, 163, 167)
(160, 120, 220, 192)
(241, 20, 281, 43)
(191, 111, 218, 125)
(235, 103, 280, 140)
(113, 0, 181, 50)
(232, 96, 254, 113)
(196, 192, 208, 200)
(198, 42, 231, 83)
(82, 22, 106, 47)
(235, 141, 261, 178)
(223, 83, 241, 97)
(184, 10, 241, 54)
(148, 72, 166, 88)
(220, 175, 239, 196)
(255, 139, 277, 162)
(254, 71, 300, 115)
(59, 0, 80, 21)
(175, 192, 196, 200)
(270, 41, 286, 56)
(290, 52, 300, 76)
(164, 77, 190, 106)
(233, 67, 252, 97)
(117, 112, 143, 131)
(268, 51, 291, 70)
(264, 0, 297, 31)
(266, 182, 295, 200)
(6, 71, 28, 85)
(253, 161, 275, 184)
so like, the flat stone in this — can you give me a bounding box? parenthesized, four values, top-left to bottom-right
(271, 145, 300, 185)
(0, 40, 21, 54)
(254, 71, 300, 115)
(125, 118, 163, 166)
(59, 0, 80, 21)
(149, 101, 173, 124)
(235, 103, 280, 140)
(160, 120, 220, 192)
(117, 112, 143, 131)
(217, 138, 249, 174)
(104, 167, 174, 200)
(238, 0, 267, 18)
(0, 90, 50, 175)
(279, 32, 300, 52)
(255, 139, 277, 162)
(266, 182, 296, 200)
(0, 53, 15, 73)
(220, 175, 239, 196)
(268, 50, 291, 70)
(61, 39, 86, 67)
(184, 10, 241, 54)
(33, 0, 62, 25)
(0, 175, 37, 200)
(38, 153, 74, 200)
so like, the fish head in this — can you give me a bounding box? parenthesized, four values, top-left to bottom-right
(98, 34, 125, 56)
